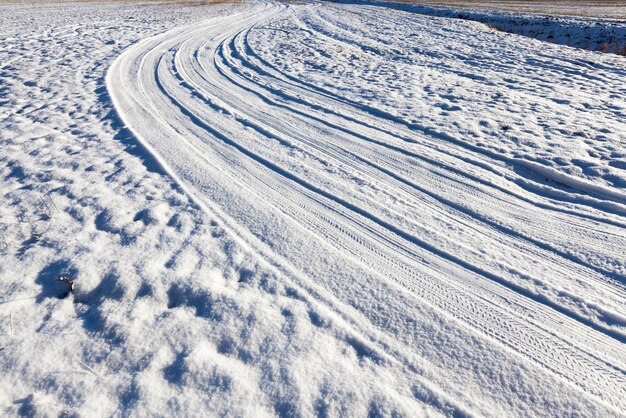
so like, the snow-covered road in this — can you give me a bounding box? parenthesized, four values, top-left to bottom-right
(2, 0, 625, 415)
(107, 1, 626, 414)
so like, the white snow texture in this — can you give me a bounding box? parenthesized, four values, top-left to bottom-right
(1, 1, 625, 417)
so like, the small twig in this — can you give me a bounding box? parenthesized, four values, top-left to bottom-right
(79, 361, 102, 378)
(47, 194, 60, 214)
(39, 196, 52, 219)
(0, 296, 38, 305)
(58, 277, 74, 295)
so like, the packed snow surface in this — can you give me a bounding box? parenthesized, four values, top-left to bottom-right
(2, 0, 626, 416)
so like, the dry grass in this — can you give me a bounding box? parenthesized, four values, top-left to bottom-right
(4, 0, 624, 18)
(382, 0, 626, 19)
(0, 0, 245, 4)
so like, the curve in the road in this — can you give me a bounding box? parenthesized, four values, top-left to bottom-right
(107, 1, 626, 414)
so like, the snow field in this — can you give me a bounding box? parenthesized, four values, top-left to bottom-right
(371, 0, 626, 20)
(2, 0, 626, 416)
(339, 0, 626, 54)
(1, 3, 441, 416)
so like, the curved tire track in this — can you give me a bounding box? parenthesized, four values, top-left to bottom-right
(107, 2, 626, 413)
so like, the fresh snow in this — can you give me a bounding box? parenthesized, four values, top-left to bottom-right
(1, 1, 625, 416)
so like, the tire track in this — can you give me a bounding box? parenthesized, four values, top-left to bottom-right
(107, 1, 626, 413)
